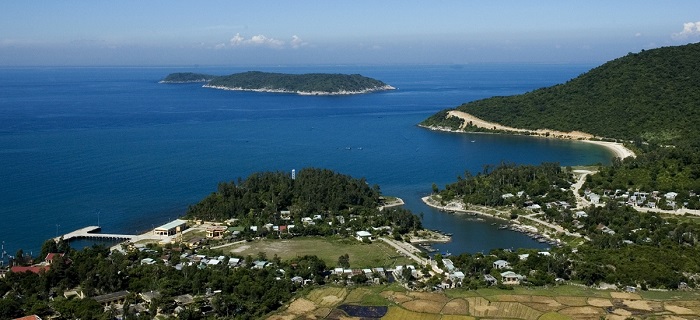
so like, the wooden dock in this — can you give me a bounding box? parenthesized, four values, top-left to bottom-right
(54, 226, 136, 242)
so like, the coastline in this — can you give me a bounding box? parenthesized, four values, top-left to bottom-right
(202, 84, 396, 95)
(424, 110, 635, 159)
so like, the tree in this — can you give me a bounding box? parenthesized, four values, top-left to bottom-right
(40, 239, 59, 260)
(338, 254, 350, 268)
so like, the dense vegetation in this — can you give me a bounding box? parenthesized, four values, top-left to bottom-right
(583, 144, 700, 209)
(185, 168, 422, 236)
(161, 71, 393, 94)
(437, 161, 700, 290)
(159, 73, 218, 83)
(1, 241, 328, 319)
(422, 42, 700, 146)
(436, 162, 574, 207)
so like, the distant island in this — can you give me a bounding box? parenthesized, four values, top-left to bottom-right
(160, 71, 395, 95)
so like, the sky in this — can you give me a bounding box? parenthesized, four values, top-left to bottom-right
(1, 1, 699, 66)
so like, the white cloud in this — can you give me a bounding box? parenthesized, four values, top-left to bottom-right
(230, 33, 245, 46)
(672, 21, 700, 40)
(228, 33, 284, 49)
(635, 32, 642, 37)
(290, 35, 307, 49)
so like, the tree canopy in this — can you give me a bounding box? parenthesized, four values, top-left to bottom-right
(161, 71, 393, 94)
(422, 42, 700, 146)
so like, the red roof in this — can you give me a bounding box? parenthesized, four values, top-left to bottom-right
(10, 266, 49, 274)
(45, 253, 64, 263)
(13, 316, 42, 320)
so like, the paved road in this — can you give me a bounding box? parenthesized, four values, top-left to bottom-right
(379, 237, 445, 275)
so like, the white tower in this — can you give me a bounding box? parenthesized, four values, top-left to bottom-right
(291, 169, 296, 180)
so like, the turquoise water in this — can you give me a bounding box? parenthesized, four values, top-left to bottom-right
(0, 64, 610, 256)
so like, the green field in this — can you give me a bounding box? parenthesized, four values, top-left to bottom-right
(225, 237, 414, 268)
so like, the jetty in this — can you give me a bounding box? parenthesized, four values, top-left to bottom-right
(54, 226, 136, 242)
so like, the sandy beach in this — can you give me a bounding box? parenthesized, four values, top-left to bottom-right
(443, 110, 635, 159)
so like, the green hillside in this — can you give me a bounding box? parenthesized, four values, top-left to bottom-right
(422, 42, 700, 146)
(161, 71, 393, 94)
(206, 71, 392, 94)
(159, 72, 217, 83)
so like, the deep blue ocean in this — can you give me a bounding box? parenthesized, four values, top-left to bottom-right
(0, 64, 612, 258)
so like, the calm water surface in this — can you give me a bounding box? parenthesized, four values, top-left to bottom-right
(0, 64, 609, 257)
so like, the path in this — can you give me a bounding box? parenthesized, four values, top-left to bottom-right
(379, 237, 444, 275)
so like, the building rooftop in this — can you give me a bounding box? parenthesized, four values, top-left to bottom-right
(155, 219, 187, 230)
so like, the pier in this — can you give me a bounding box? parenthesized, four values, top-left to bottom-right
(54, 226, 136, 242)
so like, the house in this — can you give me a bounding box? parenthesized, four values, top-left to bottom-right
(484, 274, 498, 285)
(280, 210, 291, 220)
(206, 226, 227, 238)
(153, 219, 187, 236)
(140, 290, 161, 304)
(449, 271, 465, 284)
(665, 192, 678, 201)
(228, 258, 241, 267)
(442, 259, 455, 272)
(500, 271, 524, 285)
(10, 265, 49, 274)
(173, 294, 194, 306)
(518, 254, 530, 261)
(355, 231, 372, 241)
(527, 204, 542, 211)
(501, 193, 514, 199)
(291, 276, 304, 284)
(45, 253, 65, 264)
(141, 258, 156, 265)
(13, 316, 43, 320)
(493, 259, 510, 269)
(574, 211, 588, 218)
(92, 290, 130, 306)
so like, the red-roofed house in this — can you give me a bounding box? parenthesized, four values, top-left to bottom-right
(13, 315, 42, 320)
(10, 266, 49, 274)
(45, 253, 65, 264)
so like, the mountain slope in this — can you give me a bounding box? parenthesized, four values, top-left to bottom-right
(422, 43, 700, 145)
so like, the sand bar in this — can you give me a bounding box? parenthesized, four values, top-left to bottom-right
(442, 110, 635, 159)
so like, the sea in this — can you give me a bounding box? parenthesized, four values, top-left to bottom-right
(0, 64, 613, 260)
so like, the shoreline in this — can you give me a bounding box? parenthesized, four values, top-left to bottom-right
(202, 84, 396, 95)
(421, 196, 510, 222)
(428, 110, 636, 160)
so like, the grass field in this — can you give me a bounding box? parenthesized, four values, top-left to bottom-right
(224, 237, 414, 268)
(269, 284, 700, 320)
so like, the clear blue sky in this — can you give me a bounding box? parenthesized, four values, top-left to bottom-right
(1, 1, 699, 66)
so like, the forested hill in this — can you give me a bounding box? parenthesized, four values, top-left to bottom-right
(161, 71, 394, 94)
(159, 72, 217, 83)
(422, 42, 700, 146)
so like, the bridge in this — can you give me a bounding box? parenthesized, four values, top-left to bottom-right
(54, 226, 136, 242)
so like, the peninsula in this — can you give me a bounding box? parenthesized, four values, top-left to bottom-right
(160, 71, 395, 95)
(421, 42, 700, 147)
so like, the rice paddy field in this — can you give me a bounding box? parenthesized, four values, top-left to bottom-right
(268, 284, 700, 320)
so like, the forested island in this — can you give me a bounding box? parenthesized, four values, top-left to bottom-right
(160, 71, 395, 95)
(421, 42, 700, 147)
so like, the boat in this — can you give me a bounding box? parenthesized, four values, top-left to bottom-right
(442, 251, 452, 257)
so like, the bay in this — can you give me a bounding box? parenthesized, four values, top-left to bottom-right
(0, 64, 610, 257)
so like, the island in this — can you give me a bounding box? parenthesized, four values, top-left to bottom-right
(160, 71, 395, 95)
